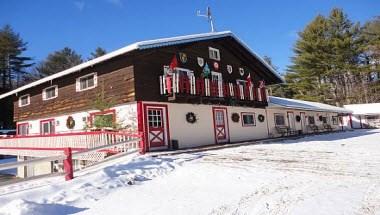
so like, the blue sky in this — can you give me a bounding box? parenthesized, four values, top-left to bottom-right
(0, 0, 378, 74)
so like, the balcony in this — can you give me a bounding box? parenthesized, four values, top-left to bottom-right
(159, 74, 269, 106)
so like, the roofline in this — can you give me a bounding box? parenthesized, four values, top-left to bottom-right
(268, 96, 352, 114)
(0, 31, 283, 99)
(267, 104, 352, 114)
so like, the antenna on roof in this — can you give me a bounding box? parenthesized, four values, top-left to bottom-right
(197, 6, 216, 32)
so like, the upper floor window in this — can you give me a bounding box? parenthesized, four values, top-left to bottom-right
(76, 73, 97, 92)
(209, 47, 220, 61)
(274, 113, 285, 126)
(241, 113, 256, 126)
(18, 94, 30, 107)
(42, 85, 58, 100)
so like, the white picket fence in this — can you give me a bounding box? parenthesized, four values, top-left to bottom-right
(0, 131, 142, 157)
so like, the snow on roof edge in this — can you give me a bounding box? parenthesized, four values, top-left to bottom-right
(344, 103, 380, 115)
(0, 31, 282, 99)
(268, 96, 352, 113)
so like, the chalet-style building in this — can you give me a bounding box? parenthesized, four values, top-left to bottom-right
(0, 31, 353, 177)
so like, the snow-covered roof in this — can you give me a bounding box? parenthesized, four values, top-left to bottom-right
(344, 103, 380, 115)
(268, 96, 352, 113)
(0, 31, 282, 100)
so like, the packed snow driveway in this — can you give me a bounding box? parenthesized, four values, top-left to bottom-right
(1, 129, 380, 215)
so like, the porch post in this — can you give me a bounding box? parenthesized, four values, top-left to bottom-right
(63, 147, 73, 181)
(137, 101, 146, 154)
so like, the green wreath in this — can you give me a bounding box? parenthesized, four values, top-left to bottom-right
(231, 113, 240, 122)
(186, 112, 197, 123)
(66, 116, 75, 129)
(258, 114, 265, 122)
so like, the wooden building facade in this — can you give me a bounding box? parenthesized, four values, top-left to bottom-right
(0, 31, 351, 157)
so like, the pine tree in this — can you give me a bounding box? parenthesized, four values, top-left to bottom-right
(360, 16, 380, 102)
(35, 47, 83, 77)
(286, 8, 362, 106)
(286, 15, 330, 102)
(0, 25, 33, 89)
(89, 47, 107, 60)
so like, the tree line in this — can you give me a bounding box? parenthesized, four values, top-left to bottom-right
(0, 24, 107, 91)
(270, 8, 380, 106)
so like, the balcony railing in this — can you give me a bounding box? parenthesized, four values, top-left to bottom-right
(0, 131, 142, 158)
(159, 74, 269, 103)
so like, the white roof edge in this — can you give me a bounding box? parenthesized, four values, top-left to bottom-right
(0, 30, 282, 99)
(0, 43, 139, 100)
(268, 96, 352, 113)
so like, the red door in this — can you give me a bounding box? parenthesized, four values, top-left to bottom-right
(213, 108, 229, 143)
(145, 106, 168, 148)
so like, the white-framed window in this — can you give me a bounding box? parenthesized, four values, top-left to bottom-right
(40, 119, 55, 135)
(241, 113, 256, 126)
(211, 71, 222, 82)
(236, 79, 247, 86)
(209, 47, 220, 61)
(17, 123, 29, 136)
(76, 73, 98, 92)
(42, 85, 58, 100)
(274, 113, 286, 126)
(332, 116, 339, 125)
(308, 116, 315, 125)
(18, 94, 30, 107)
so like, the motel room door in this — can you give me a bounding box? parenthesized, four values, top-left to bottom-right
(300, 112, 307, 133)
(144, 105, 169, 149)
(212, 107, 229, 144)
(287, 112, 296, 131)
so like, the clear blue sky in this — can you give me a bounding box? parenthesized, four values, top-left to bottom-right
(0, 0, 378, 74)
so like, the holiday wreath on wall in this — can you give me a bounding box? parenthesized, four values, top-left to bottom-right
(66, 116, 75, 129)
(258, 114, 265, 122)
(186, 112, 197, 123)
(231, 113, 240, 122)
(296, 115, 301, 122)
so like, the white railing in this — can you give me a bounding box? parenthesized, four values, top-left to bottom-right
(0, 138, 141, 182)
(0, 131, 143, 157)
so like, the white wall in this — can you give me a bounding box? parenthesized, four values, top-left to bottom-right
(144, 102, 269, 149)
(266, 108, 344, 137)
(17, 102, 138, 135)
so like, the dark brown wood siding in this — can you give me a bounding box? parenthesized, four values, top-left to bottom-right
(134, 37, 280, 102)
(14, 54, 136, 122)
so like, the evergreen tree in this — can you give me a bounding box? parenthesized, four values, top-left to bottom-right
(360, 16, 380, 102)
(89, 47, 107, 60)
(35, 47, 83, 77)
(0, 25, 33, 89)
(262, 56, 294, 98)
(286, 8, 362, 106)
(286, 15, 330, 102)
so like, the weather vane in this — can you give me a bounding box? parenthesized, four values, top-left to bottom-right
(197, 6, 216, 32)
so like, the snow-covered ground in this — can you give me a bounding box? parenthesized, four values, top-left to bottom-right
(0, 157, 17, 176)
(0, 129, 380, 215)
